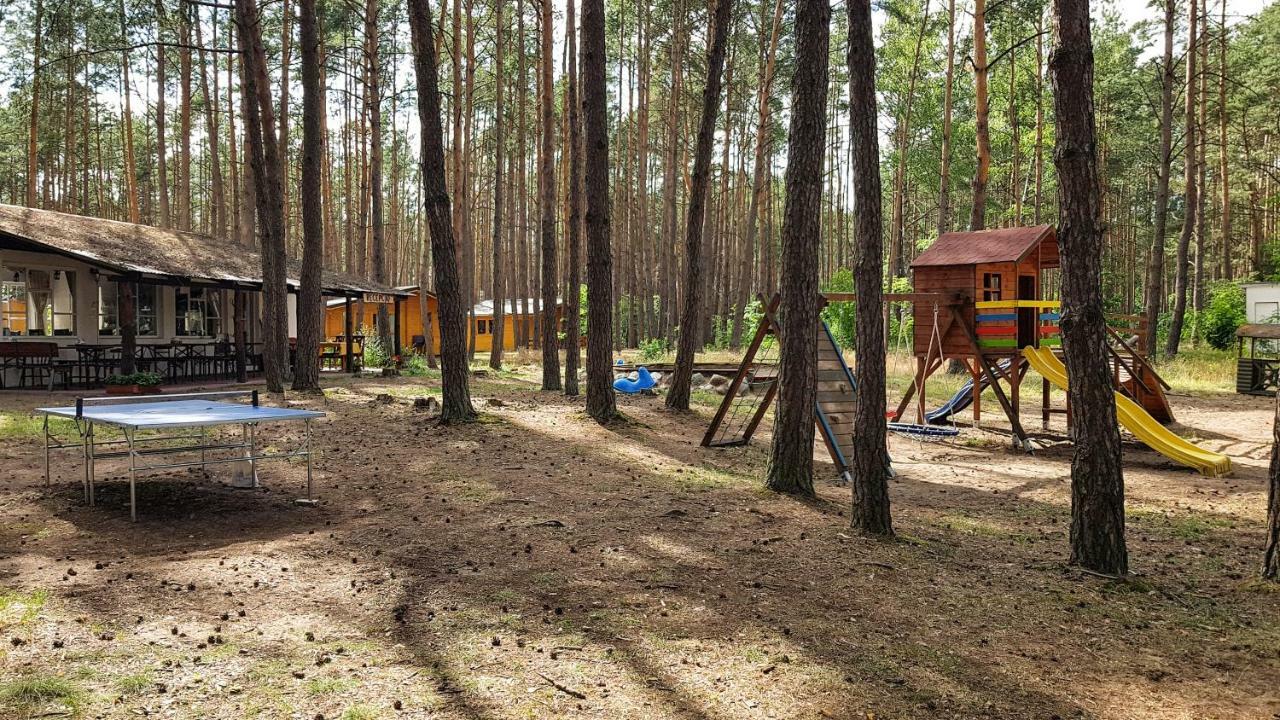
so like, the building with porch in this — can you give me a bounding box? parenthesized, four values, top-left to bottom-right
(0, 204, 410, 388)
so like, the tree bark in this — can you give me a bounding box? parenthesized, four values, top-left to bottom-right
(581, 0, 618, 422)
(154, 0, 170, 226)
(937, 0, 955, 235)
(235, 0, 290, 393)
(764, 0, 828, 496)
(367, 0, 392, 355)
(1265, 389, 1280, 579)
(26, 0, 42, 208)
(539, 0, 562, 389)
(408, 0, 476, 422)
(846, 0, 891, 533)
(969, 0, 991, 231)
(292, 0, 325, 393)
(1165, 0, 1198, 358)
(1143, 0, 1175, 356)
(563, 0, 582, 395)
(730, 0, 783, 349)
(489, 0, 507, 371)
(666, 0, 733, 411)
(1050, 0, 1128, 575)
(1218, 0, 1231, 281)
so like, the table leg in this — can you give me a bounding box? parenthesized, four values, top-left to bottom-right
(199, 426, 207, 472)
(249, 423, 259, 488)
(305, 419, 313, 501)
(43, 416, 50, 487)
(87, 422, 96, 506)
(127, 427, 137, 522)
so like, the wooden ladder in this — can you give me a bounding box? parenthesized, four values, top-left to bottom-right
(815, 321, 856, 477)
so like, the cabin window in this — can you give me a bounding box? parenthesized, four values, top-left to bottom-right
(175, 287, 224, 337)
(1256, 301, 1280, 323)
(1, 268, 77, 337)
(477, 319, 490, 335)
(982, 272, 1002, 302)
(99, 282, 158, 337)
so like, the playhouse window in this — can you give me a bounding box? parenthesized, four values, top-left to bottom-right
(982, 272, 1002, 302)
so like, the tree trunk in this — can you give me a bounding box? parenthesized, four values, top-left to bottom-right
(666, 0, 733, 411)
(155, 0, 170, 226)
(1165, 0, 1197, 358)
(119, 0, 140, 224)
(730, 0, 783, 349)
(235, 0, 290, 393)
(764, 0, 828, 496)
(367, 0, 392, 355)
(539, 0, 562, 389)
(937, 0, 955, 235)
(1265, 389, 1280, 579)
(490, 0, 507, 371)
(408, 0, 476, 422)
(846, 0, 891, 531)
(1143, 0, 1175, 356)
(26, 0, 42, 208)
(293, 0, 325, 393)
(889, 0, 929, 282)
(969, 0, 991, 231)
(581, 0, 618, 422)
(563, 0, 582, 395)
(194, 15, 226, 239)
(1218, 0, 1231, 281)
(1050, 0, 1128, 576)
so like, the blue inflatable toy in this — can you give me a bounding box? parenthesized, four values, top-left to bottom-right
(614, 366, 656, 394)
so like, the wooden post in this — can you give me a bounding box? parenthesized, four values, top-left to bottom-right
(344, 295, 355, 374)
(1041, 376, 1050, 428)
(393, 297, 402, 357)
(915, 355, 926, 423)
(971, 358, 982, 424)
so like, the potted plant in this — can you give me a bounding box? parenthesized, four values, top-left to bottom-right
(104, 371, 164, 395)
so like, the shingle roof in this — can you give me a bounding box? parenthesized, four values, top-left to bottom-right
(0, 204, 410, 297)
(1236, 323, 1280, 340)
(911, 224, 1059, 269)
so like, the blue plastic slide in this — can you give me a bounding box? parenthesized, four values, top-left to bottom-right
(924, 358, 1013, 424)
(614, 366, 656, 394)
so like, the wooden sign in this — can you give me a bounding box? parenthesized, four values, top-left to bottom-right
(363, 292, 395, 304)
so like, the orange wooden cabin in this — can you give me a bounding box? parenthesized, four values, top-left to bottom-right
(324, 287, 439, 353)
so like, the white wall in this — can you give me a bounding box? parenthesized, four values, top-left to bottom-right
(1245, 284, 1280, 324)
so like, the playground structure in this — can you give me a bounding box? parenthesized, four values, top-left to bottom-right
(703, 225, 1231, 477)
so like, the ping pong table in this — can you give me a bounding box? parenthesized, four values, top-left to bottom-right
(38, 390, 325, 521)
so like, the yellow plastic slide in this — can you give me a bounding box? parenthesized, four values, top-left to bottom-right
(1021, 346, 1231, 477)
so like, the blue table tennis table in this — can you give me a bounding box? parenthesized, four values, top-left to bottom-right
(38, 390, 325, 521)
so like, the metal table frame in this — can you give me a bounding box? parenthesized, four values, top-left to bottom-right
(39, 390, 322, 521)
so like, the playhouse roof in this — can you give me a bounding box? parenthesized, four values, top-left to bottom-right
(911, 225, 1059, 269)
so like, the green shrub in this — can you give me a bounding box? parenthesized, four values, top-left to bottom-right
(360, 324, 391, 369)
(1202, 281, 1245, 350)
(105, 371, 163, 386)
(401, 352, 436, 377)
(638, 337, 670, 362)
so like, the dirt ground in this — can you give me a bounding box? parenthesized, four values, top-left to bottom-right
(1, 362, 1278, 719)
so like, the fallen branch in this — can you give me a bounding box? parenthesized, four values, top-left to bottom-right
(538, 672, 587, 700)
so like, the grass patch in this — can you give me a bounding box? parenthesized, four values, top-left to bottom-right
(1150, 348, 1235, 395)
(0, 675, 84, 714)
(936, 514, 1031, 543)
(0, 588, 48, 625)
(1130, 509, 1233, 541)
(115, 671, 153, 696)
(306, 677, 356, 695)
(0, 412, 44, 443)
(340, 705, 380, 720)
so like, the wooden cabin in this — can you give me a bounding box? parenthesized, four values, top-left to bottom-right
(471, 299, 566, 353)
(910, 224, 1060, 357)
(324, 287, 439, 353)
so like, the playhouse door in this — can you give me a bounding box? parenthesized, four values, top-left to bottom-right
(1017, 275, 1037, 348)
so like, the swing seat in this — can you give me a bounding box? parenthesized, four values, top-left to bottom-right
(887, 422, 960, 439)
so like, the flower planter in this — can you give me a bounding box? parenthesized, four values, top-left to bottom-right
(105, 384, 162, 396)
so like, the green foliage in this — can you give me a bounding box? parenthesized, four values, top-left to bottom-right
(360, 324, 390, 369)
(104, 371, 163, 386)
(638, 337, 670, 362)
(1202, 282, 1246, 350)
(400, 352, 436, 378)
(0, 675, 84, 713)
(821, 269, 857, 349)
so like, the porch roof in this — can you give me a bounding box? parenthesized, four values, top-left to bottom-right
(0, 204, 409, 297)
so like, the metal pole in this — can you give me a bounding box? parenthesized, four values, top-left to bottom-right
(127, 427, 137, 522)
(249, 423, 258, 487)
(43, 415, 50, 487)
(199, 425, 207, 472)
(305, 419, 313, 500)
(87, 422, 95, 506)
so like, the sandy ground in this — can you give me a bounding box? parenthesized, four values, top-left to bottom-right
(1, 366, 1278, 720)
